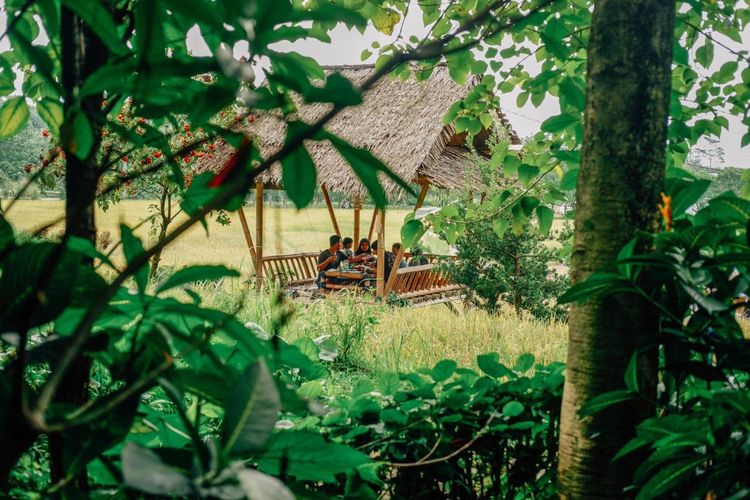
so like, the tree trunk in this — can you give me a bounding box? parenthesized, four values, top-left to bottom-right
(558, 1, 675, 498)
(149, 186, 171, 279)
(47, 6, 108, 489)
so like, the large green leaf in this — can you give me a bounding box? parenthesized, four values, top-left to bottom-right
(120, 225, 148, 295)
(222, 360, 280, 455)
(36, 97, 64, 136)
(477, 353, 513, 378)
(535, 205, 554, 235)
(257, 431, 369, 483)
(281, 122, 317, 208)
(540, 113, 578, 133)
(0, 96, 30, 139)
(579, 390, 638, 417)
(61, 0, 127, 54)
(236, 468, 294, 500)
(157, 265, 240, 294)
(635, 456, 704, 500)
(121, 442, 196, 496)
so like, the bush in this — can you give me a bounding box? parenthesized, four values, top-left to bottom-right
(445, 218, 570, 320)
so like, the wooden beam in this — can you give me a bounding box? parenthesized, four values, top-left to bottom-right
(255, 182, 264, 290)
(368, 207, 378, 241)
(376, 209, 385, 297)
(237, 207, 257, 269)
(415, 182, 430, 210)
(353, 202, 361, 245)
(321, 183, 340, 236)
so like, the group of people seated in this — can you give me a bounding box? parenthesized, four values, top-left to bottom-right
(315, 234, 429, 289)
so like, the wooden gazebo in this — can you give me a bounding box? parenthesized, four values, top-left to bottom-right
(198, 64, 519, 299)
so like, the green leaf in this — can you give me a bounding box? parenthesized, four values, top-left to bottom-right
(502, 401, 525, 418)
(714, 61, 738, 84)
(0, 97, 29, 139)
(257, 431, 369, 483)
(61, 0, 127, 54)
(431, 359, 457, 382)
(281, 124, 317, 208)
(0, 214, 14, 254)
(560, 168, 579, 191)
(236, 468, 294, 500)
(694, 40, 714, 68)
(477, 353, 512, 378)
(157, 265, 240, 294)
(635, 456, 704, 500)
(326, 132, 413, 207)
(401, 219, 426, 249)
(540, 113, 578, 134)
(624, 352, 639, 393)
(558, 272, 630, 304)
(121, 442, 195, 496)
(492, 218, 509, 239)
(0, 67, 15, 96)
(120, 225, 148, 296)
(580, 390, 638, 417)
(514, 353, 535, 372)
(535, 206, 554, 235)
(518, 164, 540, 186)
(36, 97, 63, 136)
(222, 360, 280, 455)
(558, 78, 585, 111)
(72, 112, 95, 160)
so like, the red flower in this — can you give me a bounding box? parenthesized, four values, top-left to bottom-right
(122, 156, 128, 163)
(208, 143, 216, 151)
(153, 151, 162, 159)
(248, 115, 256, 123)
(101, 100, 108, 109)
(184, 124, 191, 132)
(41, 129, 49, 137)
(142, 157, 152, 165)
(184, 175, 193, 188)
(138, 117, 146, 124)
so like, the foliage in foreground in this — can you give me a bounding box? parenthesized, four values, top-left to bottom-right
(562, 176, 750, 499)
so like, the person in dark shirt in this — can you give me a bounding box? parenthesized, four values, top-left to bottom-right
(371, 240, 396, 282)
(317, 235, 345, 288)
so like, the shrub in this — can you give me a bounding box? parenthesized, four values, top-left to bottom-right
(445, 218, 570, 320)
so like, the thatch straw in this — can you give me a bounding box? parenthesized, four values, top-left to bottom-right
(196, 64, 520, 199)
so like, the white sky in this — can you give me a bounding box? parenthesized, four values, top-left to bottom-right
(1, 2, 748, 168)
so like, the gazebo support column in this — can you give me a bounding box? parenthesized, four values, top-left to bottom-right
(321, 183, 341, 236)
(376, 209, 385, 297)
(237, 207, 257, 269)
(255, 182, 264, 290)
(368, 208, 378, 241)
(352, 196, 363, 244)
(415, 181, 430, 210)
(385, 182, 430, 295)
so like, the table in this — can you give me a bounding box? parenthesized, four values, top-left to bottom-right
(324, 269, 374, 290)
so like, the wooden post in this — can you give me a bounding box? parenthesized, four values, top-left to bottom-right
(255, 182, 264, 290)
(237, 207, 257, 269)
(383, 245, 405, 296)
(415, 182, 430, 210)
(353, 197, 362, 244)
(368, 207, 378, 241)
(386, 183, 428, 295)
(321, 183, 341, 236)
(376, 209, 385, 297)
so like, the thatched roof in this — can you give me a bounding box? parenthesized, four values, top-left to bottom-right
(197, 64, 520, 199)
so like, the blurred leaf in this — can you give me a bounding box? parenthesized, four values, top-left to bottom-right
(222, 360, 280, 455)
(536, 206, 554, 235)
(236, 468, 294, 500)
(540, 113, 578, 133)
(477, 353, 512, 378)
(36, 97, 64, 136)
(61, 0, 127, 54)
(502, 401, 525, 417)
(120, 225, 148, 296)
(0, 97, 30, 139)
(580, 390, 638, 417)
(157, 265, 240, 293)
(281, 122, 317, 208)
(514, 353, 535, 372)
(401, 219, 426, 249)
(121, 442, 195, 496)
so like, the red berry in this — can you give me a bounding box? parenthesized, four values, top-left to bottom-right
(248, 115, 256, 123)
(122, 156, 128, 163)
(153, 151, 162, 158)
(184, 124, 191, 132)
(41, 129, 49, 137)
(24, 164, 32, 173)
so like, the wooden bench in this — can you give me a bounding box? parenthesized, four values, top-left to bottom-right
(261, 252, 319, 288)
(386, 263, 463, 307)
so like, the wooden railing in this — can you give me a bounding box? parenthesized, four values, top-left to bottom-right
(387, 263, 461, 300)
(261, 252, 319, 286)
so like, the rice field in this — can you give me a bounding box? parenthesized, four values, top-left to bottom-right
(2, 199, 447, 273)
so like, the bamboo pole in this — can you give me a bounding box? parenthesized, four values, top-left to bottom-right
(237, 207, 257, 269)
(385, 184, 428, 295)
(255, 182, 264, 290)
(321, 183, 341, 236)
(353, 201, 361, 244)
(368, 207, 378, 241)
(415, 182, 430, 210)
(376, 209, 385, 297)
